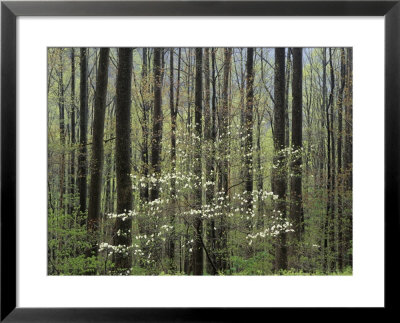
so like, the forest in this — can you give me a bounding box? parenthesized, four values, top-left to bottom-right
(47, 47, 352, 276)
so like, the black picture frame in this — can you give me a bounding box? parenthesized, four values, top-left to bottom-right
(1, 1, 398, 321)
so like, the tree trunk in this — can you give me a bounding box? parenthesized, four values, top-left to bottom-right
(150, 48, 163, 202)
(344, 48, 353, 268)
(217, 48, 232, 272)
(113, 48, 133, 274)
(322, 48, 330, 273)
(288, 48, 303, 269)
(87, 48, 110, 257)
(58, 49, 66, 212)
(167, 48, 179, 272)
(244, 47, 254, 231)
(337, 48, 346, 271)
(69, 48, 76, 215)
(328, 48, 336, 272)
(140, 48, 149, 206)
(192, 48, 204, 275)
(256, 116, 264, 229)
(285, 49, 292, 148)
(206, 48, 218, 274)
(273, 48, 287, 271)
(78, 48, 88, 223)
(149, 48, 163, 265)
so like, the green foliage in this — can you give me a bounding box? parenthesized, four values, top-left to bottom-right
(48, 207, 103, 275)
(230, 252, 274, 275)
(276, 266, 352, 276)
(129, 266, 148, 276)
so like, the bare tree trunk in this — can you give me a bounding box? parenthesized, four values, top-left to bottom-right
(140, 48, 149, 206)
(69, 48, 76, 215)
(217, 48, 232, 272)
(167, 48, 179, 272)
(192, 48, 204, 275)
(344, 48, 353, 268)
(288, 48, 303, 269)
(78, 48, 88, 223)
(206, 48, 218, 274)
(183, 48, 193, 275)
(285, 49, 292, 148)
(273, 48, 287, 271)
(328, 48, 336, 272)
(204, 48, 217, 275)
(150, 48, 163, 202)
(149, 48, 163, 266)
(244, 48, 254, 231)
(337, 48, 346, 271)
(58, 49, 66, 212)
(322, 48, 330, 272)
(87, 48, 110, 259)
(137, 48, 150, 257)
(256, 116, 264, 229)
(113, 48, 133, 274)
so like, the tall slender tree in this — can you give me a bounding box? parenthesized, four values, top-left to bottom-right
(113, 48, 133, 273)
(322, 47, 330, 272)
(150, 48, 163, 202)
(206, 48, 218, 274)
(337, 48, 346, 271)
(244, 48, 254, 231)
(87, 48, 110, 255)
(204, 48, 218, 275)
(344, 49, 353, 190)
(140, 48, 150, 205)
(344, 47, 353, 268)
(193, 48, 204, 275)
(78, 48, 88, 222)
(69, 48, 76, 215)
(285, 49, 292, 148)
(288, 47, 303, 269)
(168, 48, 178, 271)
(273, 47, 287, 271)
(172, 48, 182, 272)
(217, 48, 232, 272)
(58, 49, 66, 211)
(149, 48, 163, 265)
(328, 48, 336, 272)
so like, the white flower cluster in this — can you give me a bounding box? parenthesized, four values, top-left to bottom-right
(257, 190, 278, 201)
(160, 224, 173, 232)
(246, 219, 295, 245)
(181, 239, 194, 252)
(106, 210, 137, 221)
(281, 146, 305, 157)
(132, 171, 202, 192)
(98, 242, 132, 257)
(116, 229, 131, 237)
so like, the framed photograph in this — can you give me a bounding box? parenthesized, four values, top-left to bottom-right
(1, 0, 398, 321)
